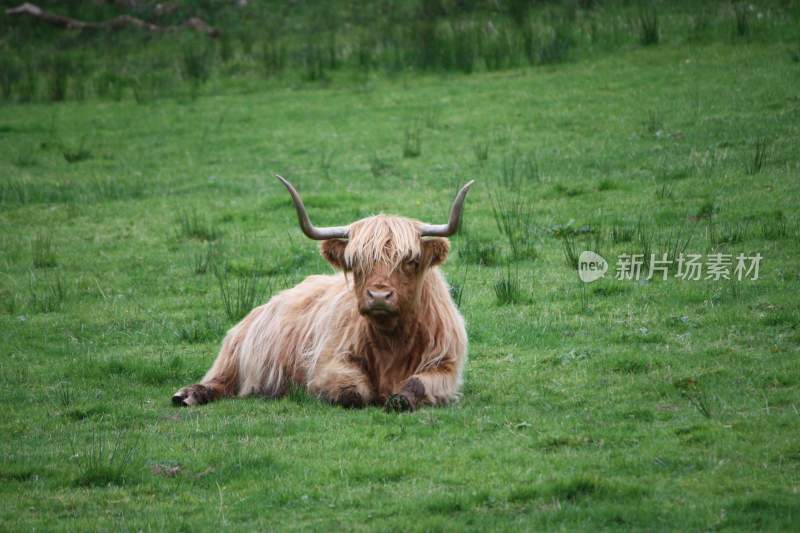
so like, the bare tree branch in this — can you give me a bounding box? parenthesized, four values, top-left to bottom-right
(5, 3, 219, 37)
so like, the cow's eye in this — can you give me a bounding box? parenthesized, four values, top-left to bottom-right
(404, 258, 419, 271)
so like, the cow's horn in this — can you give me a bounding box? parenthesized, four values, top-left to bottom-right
(418, 180, 475, 237)
(275, 175, 349, 240)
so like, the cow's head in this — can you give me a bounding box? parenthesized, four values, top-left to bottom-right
(276, 176, 473, 328)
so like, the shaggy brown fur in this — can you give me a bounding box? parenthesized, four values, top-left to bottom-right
(172, 215, 468, 411)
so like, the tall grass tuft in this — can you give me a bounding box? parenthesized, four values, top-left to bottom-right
(562, 233, 580, 270)
(261, 38, 287, 78)
(733, 3, 750, 38)
(177, 209, 221, 241)
(715, 222, 749, 245)
(176, 313, 226, 344)
(473, 141, 490, 165)
(319, 146, 335, 178)
(493, 261, 525, 305)
(216, 269, 273, 322)
(191, 240, 222, 275)
(71, 431, 140, 487)
(458, 236, 501, 266)
(746, 137, 768, 175)
(491, 153, 537, 260)
(0, 54, 22, 101)
(369, 153, 392, 178)
(490, 189, 536, 260)
(611, 224, 634, 244)
(57, 381, 73, 408)
(27, 272, 68, 313)
(94, 72, 126, 101)
(655, 184, 673, 200)
(32, 235, 57, 269)
(638, 6, 660, 46)
(760, 212, 789, 240)
(645, 110, 663, 135)
(539, 23, 573, 64)
(448, 264, 470, 309)
(13, 148, 38, 168)
(658, 228, 693, 271)
(402, 124, 422, 158)
(46, 55, 72, 102)
(181, 41, 214, 95)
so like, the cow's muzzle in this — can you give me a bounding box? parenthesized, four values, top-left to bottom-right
(361, 289, 398, 317)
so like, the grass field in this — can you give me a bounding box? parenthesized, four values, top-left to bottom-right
(2, 7, 800, 530)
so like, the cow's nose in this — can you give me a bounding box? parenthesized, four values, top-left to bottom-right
(367, 289, 394, 302)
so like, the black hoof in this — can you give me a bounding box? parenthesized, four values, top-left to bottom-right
(338, 389, 365, 409)
(171, 393, 189, 407)
(385, 393, 414, 412)
(171, 384, 213, 407)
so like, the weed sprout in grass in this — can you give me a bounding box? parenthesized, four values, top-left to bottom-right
(493, 261, 526, 306)
(674, 378, 713, 419)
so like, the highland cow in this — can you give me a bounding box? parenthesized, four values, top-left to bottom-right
(172, 176, 472, 411)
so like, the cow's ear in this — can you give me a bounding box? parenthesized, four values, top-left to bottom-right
(321, 239, 348, 270)
(421, 238, 449, 268)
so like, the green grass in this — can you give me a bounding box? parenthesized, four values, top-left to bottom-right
(1, 21, 799, 531)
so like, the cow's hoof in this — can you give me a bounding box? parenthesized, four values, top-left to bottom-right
(171, 384, 213, 407)
(385, 393, 415, 412)
(337, 389, 365, 409)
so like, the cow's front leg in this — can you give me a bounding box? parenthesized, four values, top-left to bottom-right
(385, 362, 459, 412)
(310, 357, 374, 409)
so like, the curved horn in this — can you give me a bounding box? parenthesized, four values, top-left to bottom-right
(275, 175, 349, 240)
(418, 180, 475, 237)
